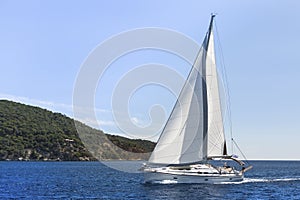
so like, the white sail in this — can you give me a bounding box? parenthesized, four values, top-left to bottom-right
(206, 30, 227, 157)
(148, 48, 205, 164)
(149, 16, 227, 165)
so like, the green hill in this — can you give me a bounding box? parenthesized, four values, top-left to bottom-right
(0, 100, 155, 161)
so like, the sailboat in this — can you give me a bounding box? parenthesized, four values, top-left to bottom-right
(141, 15, 252, 184)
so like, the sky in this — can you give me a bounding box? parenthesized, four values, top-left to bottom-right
(1, 0, 300, 160)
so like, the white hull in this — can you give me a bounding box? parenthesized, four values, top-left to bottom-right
(144, 172, 243, 184)
(142, 163, 244, 184)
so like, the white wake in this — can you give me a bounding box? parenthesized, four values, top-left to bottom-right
(219, 177, 300, 185)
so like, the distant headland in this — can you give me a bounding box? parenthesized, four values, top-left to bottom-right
(0, 100, 155, 161)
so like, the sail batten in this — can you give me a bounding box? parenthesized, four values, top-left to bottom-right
(149, 15, 226, 165)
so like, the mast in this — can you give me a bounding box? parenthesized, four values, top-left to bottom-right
(202, 14, 215, 161)
(206, 14, 216, 50)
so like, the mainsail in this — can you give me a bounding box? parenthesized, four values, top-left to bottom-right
(149, 15, 227, 165)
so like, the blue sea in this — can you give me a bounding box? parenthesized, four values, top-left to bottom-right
(1, 161, 300, 199)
